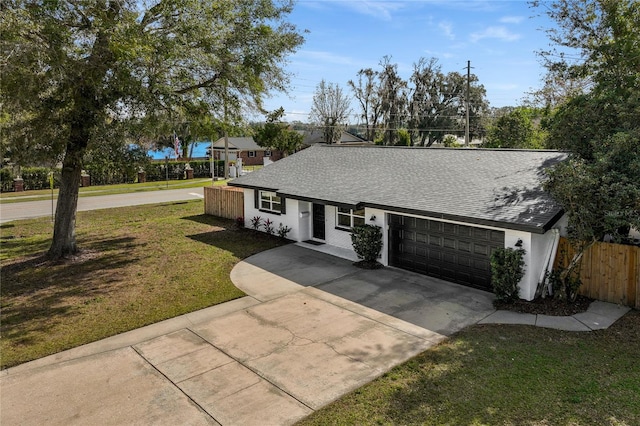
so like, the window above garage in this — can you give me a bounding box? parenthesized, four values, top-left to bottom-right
(336, 207, 365, 230)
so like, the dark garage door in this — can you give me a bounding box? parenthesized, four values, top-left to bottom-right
(388, 214, 505, 291)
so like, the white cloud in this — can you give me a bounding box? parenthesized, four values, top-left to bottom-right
(423, 49, 455, 59)
(344, 1, 406, 20)
(499, 16, 525, 24)
(297, 50, 355, 66)
(438, 21, 455, 40)
(470, 26, 521, 43)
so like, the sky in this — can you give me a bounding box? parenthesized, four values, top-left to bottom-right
(260, 0, 558, 122)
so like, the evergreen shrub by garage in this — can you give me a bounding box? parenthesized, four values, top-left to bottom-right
(351, 224, 383, 264)
(490, 247, 526, 302)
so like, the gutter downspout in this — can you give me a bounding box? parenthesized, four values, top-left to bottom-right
(536, 229, 560, 298)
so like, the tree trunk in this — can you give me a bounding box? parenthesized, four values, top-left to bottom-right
(48, 145, 84, 258)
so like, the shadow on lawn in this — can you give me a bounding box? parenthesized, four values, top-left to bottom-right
(1, 237, 142, 343)
(182, 214, 289, 259)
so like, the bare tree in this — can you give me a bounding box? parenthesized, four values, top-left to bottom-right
(309, 80, 352, 144)
(348, 69, 382, 142)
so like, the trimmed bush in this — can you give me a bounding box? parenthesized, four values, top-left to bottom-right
(1, 168, 13, 192)
(351, 224, 383, 263)
(490, 247, 526, 302)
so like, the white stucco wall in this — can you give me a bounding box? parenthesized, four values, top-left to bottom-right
(297, 201, 312, 242)
(242, 188, 564, 301)
(242, 189, 304, 241)
(365, 207, 389, 265)
(324, 205, 357, 250)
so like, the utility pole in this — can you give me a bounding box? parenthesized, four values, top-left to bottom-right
(465, 60, 471, 147)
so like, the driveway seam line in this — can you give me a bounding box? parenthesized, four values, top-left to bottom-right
(187, 326, 316, 412)
(130, 344, 220, 424)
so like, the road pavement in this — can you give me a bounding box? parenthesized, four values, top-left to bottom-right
(0, 187, 205, 223)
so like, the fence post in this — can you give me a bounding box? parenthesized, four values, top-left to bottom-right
(13, 178, 24, 192)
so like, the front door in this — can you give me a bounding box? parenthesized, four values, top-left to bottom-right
(312, 203, 325, 240)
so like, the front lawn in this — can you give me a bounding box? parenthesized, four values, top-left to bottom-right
(0, 200, 287, 369)
(298, 310, 640, 425)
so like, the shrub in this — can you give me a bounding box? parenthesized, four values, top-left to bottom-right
(277, 223, 292, 239)
(443, 135, 461, 147)
(547, 267, 582, 302)
(235, 216, 245, 229)
(250, 216, 262, 230)
(490, 246, 526, 302)
(351, 225, 383, 263)
(263, 218, 274, 235)
(1, 168, 13, 192)
(21, 167, 52, 190)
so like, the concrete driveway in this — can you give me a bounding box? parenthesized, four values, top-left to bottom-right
(236, 244, 496, 335)
(1, 244, 495, 426)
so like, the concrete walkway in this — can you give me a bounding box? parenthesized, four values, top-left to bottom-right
(1, 244, 631, 425)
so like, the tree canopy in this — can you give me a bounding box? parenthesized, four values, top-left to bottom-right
(253, 107, 303, 155)
(1, 0, 305, 257)
(483, 107, 545, 149)
(536, 0, 640, 281)
(348, 57, 488, 146)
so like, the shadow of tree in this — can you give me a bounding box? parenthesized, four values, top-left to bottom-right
(1, 237, 142, 342)
(181, 213, 235, 227)
(186, 227, 288, 260)
(486, 156, 566, 228)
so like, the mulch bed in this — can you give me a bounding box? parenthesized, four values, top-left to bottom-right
(494, 295, 594, 316)
(353, 260, 384, 269)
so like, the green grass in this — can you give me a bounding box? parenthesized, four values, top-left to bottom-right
(298, 312, 640, 426)
(0, 200, 287, 369)
(0, 178, 224, 204)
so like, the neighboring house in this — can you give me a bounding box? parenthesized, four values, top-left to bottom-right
(229, 145, 569, 301)
(210, 137, 283, 166)
(300, 130, 372, 147)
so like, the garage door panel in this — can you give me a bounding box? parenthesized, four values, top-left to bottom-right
(457, 226, 471, 238)
(457, 240, 472, 253)
(442, 222, 456, 234)
(473, 243, 490, 256)
(389, 215, 505, 291)
(490, 230, 505, 243)
(443, 237, 456, 249)
(429, 220, 443, 233)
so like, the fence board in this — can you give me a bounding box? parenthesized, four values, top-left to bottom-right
(203, 186, 244, 220)
(554, 237, 640, 308)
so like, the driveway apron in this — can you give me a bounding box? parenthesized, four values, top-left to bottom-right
(1, 244, 492, 426)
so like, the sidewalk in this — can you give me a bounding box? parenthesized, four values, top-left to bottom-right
(480, 300, 630, 331)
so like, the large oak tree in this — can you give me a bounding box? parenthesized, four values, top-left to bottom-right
(1, 0, 304, 258)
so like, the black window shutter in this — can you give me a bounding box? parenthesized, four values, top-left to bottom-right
(280, 197, 286, 214)
(254, 190, 259, 209)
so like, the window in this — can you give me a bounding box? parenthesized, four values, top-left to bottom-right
(336, 207, 365, 229)
(248, 151, 256, 158)
(259, 191, 282, 213)
(264, 150, 272, 157)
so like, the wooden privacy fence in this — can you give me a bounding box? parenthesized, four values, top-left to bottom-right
(554, 237, 640, 308)
(204, 186, 244, 220)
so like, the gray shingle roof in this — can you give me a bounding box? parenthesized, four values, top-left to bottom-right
(229, 145, 567, 233)
(211, 137, 261, 150)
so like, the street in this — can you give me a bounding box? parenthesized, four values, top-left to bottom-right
(0, 187, 205, 223)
